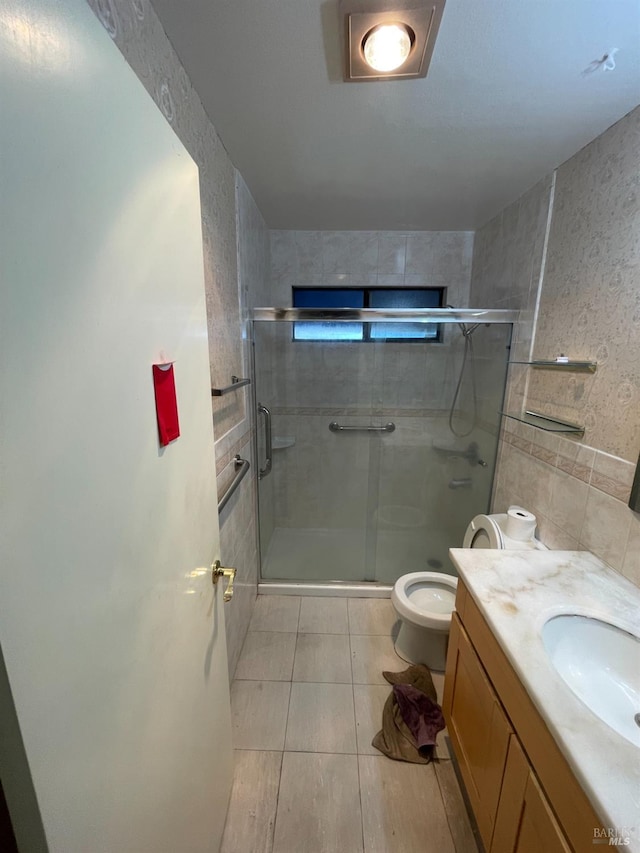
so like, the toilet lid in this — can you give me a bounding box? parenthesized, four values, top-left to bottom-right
(463, 514, 504, 549)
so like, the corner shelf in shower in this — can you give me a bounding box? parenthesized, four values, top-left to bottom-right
(500, 410, 585, 437)
(272, 436, 296, 450)
(508, 359, 597, 373)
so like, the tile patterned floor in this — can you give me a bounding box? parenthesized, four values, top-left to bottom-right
(221, 596, 478, 853)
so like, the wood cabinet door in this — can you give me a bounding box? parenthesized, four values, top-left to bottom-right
(492, 737, 571, 853)
(443, 614, 512, 849)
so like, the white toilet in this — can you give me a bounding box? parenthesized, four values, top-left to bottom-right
(391, 507, 545, 670)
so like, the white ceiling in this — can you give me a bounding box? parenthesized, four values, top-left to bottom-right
(151, 0, 640, 231)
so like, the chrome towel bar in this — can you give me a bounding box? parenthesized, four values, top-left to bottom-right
(328, 421, 395, 433)
(218, 455, 250, 514)
(212, 376, 251, 396)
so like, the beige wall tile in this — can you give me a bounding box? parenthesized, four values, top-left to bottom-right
(548, 467, 589, 541)
(591, 450, 635, 502)
(527, 107, 640, 462)
(621, 513, 640, 587)
(535, 514, 580, 550)
(579, 488, 632, 572)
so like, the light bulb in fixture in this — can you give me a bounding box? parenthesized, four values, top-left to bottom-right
(362, 23, 412, 73)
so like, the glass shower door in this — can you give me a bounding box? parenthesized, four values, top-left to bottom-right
(253, 319, 380, 582)
(370, 321, 512, 582)
(253, 310, 513, 585)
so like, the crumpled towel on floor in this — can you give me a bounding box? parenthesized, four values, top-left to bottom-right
(372, 664, 446, 764)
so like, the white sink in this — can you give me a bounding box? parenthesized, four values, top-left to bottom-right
(542, 614, 640, 748)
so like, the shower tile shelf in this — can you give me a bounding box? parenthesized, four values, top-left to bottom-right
(500, 410, 585, 437)
(272, 436, 296, 450)
(508, 359, 597, 373)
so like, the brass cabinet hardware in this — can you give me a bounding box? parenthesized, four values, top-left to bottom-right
(212, 560, 236, 602)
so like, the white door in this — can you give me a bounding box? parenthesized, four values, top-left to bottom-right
(0, 1, 233, 850)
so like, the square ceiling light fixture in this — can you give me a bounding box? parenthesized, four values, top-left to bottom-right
(339, 0, 446, 81)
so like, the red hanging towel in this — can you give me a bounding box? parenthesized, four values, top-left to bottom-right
(152, 364, 180, 446)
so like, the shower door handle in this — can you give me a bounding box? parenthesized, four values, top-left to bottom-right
(258, 403, 272, 480)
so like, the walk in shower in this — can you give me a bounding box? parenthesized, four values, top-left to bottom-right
(252, 307, 516, 588)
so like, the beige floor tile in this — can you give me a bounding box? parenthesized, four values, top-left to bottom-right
(235, 631, 297, 681)
(298, 597, 349, 634)
(249, 595, 301, 632)
(434, 760, 480, 853)
(273, 753, 363, 853)
(293, 633, 352, 683)
(359, 755, 456, 853)
(350, 634, 405, 684)
(231, 680, 291, 750)
(285, 682, 357, 753)
(353, 684, 390, 755)
(220, 750, 282, 853)
(348, 598, 398, 636)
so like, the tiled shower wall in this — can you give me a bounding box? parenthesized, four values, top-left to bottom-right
(269, 230, 473, 306)
(87, 0, 266, 676)
(470, 105, 640, 587)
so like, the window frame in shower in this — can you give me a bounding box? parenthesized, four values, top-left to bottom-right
(291, 286, 445, 343)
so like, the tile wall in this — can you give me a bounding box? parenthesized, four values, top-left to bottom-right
(269, 230, 474, 306)
(470, 106, 640, 587)
(87, 0, 268, 675)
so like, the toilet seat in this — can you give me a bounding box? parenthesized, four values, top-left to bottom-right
(391, 571, 458, 631)
(462, 514, 505, 549)
(463, 512, 546, 550)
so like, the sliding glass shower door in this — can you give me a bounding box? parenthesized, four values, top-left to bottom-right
(253, 309, 513, 585)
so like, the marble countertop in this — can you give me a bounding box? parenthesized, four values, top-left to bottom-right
(449, 548, 640, 851)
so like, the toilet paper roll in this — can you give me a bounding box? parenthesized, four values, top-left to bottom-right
(505, 506, 537, 541)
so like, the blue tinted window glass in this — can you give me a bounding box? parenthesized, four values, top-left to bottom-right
(293, 289, 364, 340)
(294, 322, 363, 341)
(368, 289, 441, 309)
(291, 287, 442, 342)
(369, 289, 441, 340)
(293, 289, 364, 309)
(370, 322, 438, 340)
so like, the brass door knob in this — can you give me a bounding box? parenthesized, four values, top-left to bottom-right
(212, 560, 236, 602)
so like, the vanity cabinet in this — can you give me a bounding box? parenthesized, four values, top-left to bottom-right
(443, 581, 604, 853)
(444, 615, 512, 846)
(491, 737, 570, 853)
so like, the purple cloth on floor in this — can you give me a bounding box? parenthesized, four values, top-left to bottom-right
(392, 683, 445, 749)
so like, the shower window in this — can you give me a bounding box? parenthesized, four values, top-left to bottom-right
(292, 287, 444, 342)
